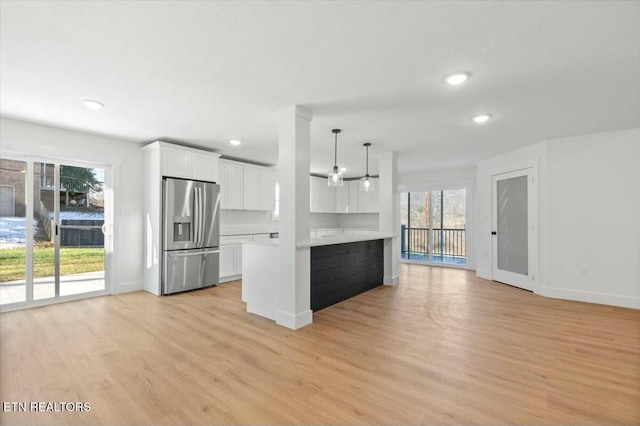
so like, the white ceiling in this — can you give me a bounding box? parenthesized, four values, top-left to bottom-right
(1, 1, 639, 178)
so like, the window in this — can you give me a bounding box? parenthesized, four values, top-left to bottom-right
(400, 189, 466, 265)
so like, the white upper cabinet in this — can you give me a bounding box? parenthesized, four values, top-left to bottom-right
(219, 160, 244, 210)
(244, 165, 275, 211)
(357, 178, 379, 213)
(310, 176, 336, 213)
(348, 180, 359, 213)
(259, 168, 276, 211)
(157, 142, 220, 182)
(335, 183, 350, 213)
(191, 152, 220, 182)
(323, 180, 336, 212)
(243, 166, 261, 210)
(161, 146, 192, 179)
(309, 176, 378, 214)
(220, 159, 275, 211)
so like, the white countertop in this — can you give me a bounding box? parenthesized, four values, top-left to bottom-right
(220, 225, 276, 236)
(221, 226, 379, 237)
(242, 232, 396, 248)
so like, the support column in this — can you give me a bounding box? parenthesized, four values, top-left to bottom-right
(277, 105, 313, 329)
(379, 151, 399, 285)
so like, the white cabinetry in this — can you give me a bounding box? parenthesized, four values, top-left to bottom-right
(220, 233, 272, 283)
(162, 146, 191, 179)
(220, 235, 244, 281)
(310, 176, 336, 213)
(347, 180, 359, 213)
(219, 161, 244, 210)
(219, 245, 238, 278)
(243, 166, 261, 210)
(334, 179, 379, 213)
(192, 152, 220, 182)
(143, 141, 221, 295)
(336, 183, 350, 213)
(219, 159, 275, 211)
(310, 177, 379, 213)
(357, 178, 379, 213)
(160, 143, 219, 182)
(259, 169, 276, 211)
(244, 165, 275, 211)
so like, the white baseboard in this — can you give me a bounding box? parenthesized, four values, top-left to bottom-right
(383, 275, 399, 286)
(112, 281, 143, 294)
(219, 275, 241, 284)
(276, 309, 313, 330)
(476, 269, 491, 280)
(537, 286, 640, 310)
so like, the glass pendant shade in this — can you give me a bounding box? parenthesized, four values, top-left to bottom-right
(328, 166, 343, 187)
(360, 175, 374, 192)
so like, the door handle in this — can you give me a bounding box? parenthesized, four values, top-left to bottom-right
(169, 249, 220, 257)
(198, 187, 205, 245)
(194, 187, 200, 245)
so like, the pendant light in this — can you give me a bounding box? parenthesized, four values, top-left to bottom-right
(360, 143, 374, 192)
(328, 129, 344, 187)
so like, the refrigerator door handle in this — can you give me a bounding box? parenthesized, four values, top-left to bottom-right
(194, 187, 200, 245)
(168, 249, 220, 257)
(199, 186, 205, 246)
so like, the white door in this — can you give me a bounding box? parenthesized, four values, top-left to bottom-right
(491, 168, 537, 291)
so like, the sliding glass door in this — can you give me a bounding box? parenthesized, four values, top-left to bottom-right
(0, 159, 28, 304)
(400, 188, 467, 266)
(0, 156, 107, 309)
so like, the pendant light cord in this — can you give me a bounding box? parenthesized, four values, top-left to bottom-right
(334, 132, 338, 169)
(366, 144, 369, 175)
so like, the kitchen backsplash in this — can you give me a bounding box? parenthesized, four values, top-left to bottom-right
(337, 213, 379, 229)
(220, 210, 379, 235)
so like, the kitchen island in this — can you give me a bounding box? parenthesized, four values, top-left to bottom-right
(242, 233, 396, 323)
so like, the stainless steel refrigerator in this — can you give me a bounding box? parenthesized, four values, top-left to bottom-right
(162, 177, 220, 295)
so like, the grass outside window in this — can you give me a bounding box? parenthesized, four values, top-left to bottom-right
(0, 244, 104, 282)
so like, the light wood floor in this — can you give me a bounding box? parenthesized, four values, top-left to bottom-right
(1, 264, 639, 425)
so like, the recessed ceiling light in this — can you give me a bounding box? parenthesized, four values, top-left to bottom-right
(229, 139, 241, 146)
(83, 99, 104, 110)
(444, 72, 471, 85)
(472, 114, 492, 124)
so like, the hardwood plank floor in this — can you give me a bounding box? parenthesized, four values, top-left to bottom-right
(1, 264, 639, 425)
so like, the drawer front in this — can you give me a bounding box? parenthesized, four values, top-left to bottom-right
(221, 235, 249, 245)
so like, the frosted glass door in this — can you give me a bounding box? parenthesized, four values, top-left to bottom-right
(497, 176, 528, 275)
(492, 169, 536, 291)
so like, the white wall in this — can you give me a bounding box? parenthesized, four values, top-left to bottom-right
(540, 128, 640, 308)
(476, 127, 640, 309)
(399, 165, 476, 186)
(0, 117, 145, 294)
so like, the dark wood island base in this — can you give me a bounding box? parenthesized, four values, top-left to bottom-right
(311, 239, 384, 311)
